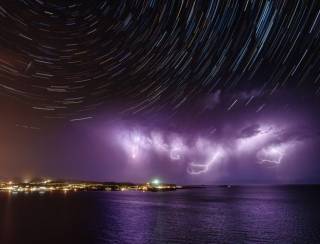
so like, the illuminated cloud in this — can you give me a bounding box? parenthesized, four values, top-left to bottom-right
(115, 128, 226, 175)
(150, 131, 168, 153)
(113, 117, 310, 177)
(168, 136, 187, 161)
(256, 142, 297, 167)
(257, 144, 284, 166)
(236, 124, 276, 153)
(116, 129, 151, 162)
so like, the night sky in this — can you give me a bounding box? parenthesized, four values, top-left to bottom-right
(1, 0, 320, 184)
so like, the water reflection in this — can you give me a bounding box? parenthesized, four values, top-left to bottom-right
(0, 187, 320, 244)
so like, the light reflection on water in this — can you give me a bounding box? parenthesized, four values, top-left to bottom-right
(0, 186, 320, 244)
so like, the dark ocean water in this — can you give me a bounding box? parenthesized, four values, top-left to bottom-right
(0, 186, 320, 244)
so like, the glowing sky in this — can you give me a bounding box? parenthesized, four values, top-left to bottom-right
(0, 1, 319, 183)
(106, 105, 318, 183)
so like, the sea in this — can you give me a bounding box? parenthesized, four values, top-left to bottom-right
(0, 186, 320, 244)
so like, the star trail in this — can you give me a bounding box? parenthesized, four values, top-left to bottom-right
(0, 0, 320, 183)
(0, 0, 319, 121)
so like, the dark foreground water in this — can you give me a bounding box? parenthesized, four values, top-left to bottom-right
(1, 186, 320, 244)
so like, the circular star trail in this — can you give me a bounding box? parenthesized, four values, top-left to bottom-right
(0, 0, 320, 120)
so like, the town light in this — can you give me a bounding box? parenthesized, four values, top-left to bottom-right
(152, 179, 160, 185)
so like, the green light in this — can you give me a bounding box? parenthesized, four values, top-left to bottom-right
(152, 179, 160, 185)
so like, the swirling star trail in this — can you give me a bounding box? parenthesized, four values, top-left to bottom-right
(0, 0, 319, 183)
